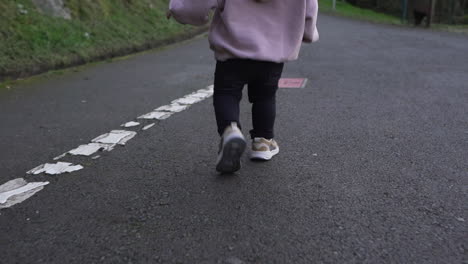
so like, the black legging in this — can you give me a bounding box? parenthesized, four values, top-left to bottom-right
(213, 59, 284, 139)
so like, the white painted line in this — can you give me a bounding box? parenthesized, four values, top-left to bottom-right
(197, 87, 214, 93)
(189, 92, 212, 99)
(53, 153, 67, 161)
(92, 130, 137, 145)
(172, 96, 203, 105)
(0, 178, 49, 209)
(0, 180, 49, 204)
(27, 162, 84, 175)
(138, 111, 172, 120)
(155, 103, 189, 113)
(68, 143, 114, 156)
(142, 123, 155, 131)
(121, 121, 140, 128)
(12, 85, 217, 209)
(193, 87, 214, 98)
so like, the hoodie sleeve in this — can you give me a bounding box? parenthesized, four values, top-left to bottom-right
(303, 0, 319, 43)
(169, 0, 218, 26)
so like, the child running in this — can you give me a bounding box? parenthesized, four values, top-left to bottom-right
(168, 0, 319, 173)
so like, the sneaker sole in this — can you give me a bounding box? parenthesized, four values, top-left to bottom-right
(216, 138, 246, 173)
(250, 148, 279, 161)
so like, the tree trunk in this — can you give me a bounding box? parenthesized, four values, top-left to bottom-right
(427, 0, 437, 26)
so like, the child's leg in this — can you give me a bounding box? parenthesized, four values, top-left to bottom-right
(213, 59, 248, 135)
(247, 61, 284, 139)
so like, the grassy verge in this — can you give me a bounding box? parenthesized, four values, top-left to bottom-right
(318, 0, 402, 25)
(0, 0, 202, 82)
(318, 0, 468, 33)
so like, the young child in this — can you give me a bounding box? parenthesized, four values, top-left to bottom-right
(168, 0, 319, 173)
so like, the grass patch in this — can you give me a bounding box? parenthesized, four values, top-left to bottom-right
(318, 0, 468, 33)
(0, 0, 198, 81)
(0, 80, 13, 90)
(318, 0, 402, 25)
(0, 32, 207, 91)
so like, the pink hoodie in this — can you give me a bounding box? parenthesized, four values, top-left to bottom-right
(169, 0, 319, 63)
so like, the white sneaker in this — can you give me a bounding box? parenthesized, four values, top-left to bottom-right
(249, 137, 279, 161)
(216, 122, 246, 173)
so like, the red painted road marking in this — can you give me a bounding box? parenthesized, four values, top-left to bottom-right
(279, 78, 308, 88)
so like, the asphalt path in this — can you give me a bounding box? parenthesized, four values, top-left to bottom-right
(0, 15, 467, 263)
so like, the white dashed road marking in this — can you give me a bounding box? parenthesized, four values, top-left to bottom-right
(0, 85, 214, 209)
(53, 153, 67, 161)
(142, 123, 155, 131)
(68, 143, 113, 156)
(138, 111, 172, 120)
(172, 96, 204, 105)
(27, 162, 84, 175)
(0, 178, 49, 209)
(121, 121, 140, 128)
(155, 103, 189, 113)
(91, 130, 137, 145)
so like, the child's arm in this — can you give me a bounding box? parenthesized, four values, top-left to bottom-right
(168, 0, 218, 26)
(303, 0, 319, 43)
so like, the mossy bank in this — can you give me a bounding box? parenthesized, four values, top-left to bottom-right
(0, 0, 203, 82)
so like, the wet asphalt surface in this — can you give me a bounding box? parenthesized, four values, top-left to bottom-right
(0, 15, 467, 263)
